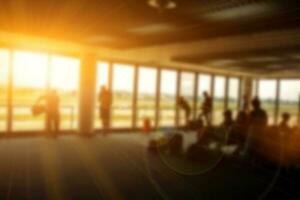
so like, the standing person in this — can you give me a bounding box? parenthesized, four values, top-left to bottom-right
(36, 89, 60, 137)
(177, 96, 191, 126)
(200, 91, 212, 126)
(98, 86, 112, 134)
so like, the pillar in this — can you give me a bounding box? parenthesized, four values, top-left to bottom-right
(79, 52, 97, 135)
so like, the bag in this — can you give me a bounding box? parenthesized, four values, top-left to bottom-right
(31, 104, 46, 116)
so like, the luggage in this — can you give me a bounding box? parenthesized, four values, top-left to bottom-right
(31, 104, 45, 116)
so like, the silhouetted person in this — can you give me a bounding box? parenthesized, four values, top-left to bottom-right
(169, 134, 183, 156)
(200, 91, 212, 126)
(249, 97, 268, 134)
(279, 112, 292, 134)
(231, 111, 250, 144)
(221, 110, 234, 129)
(98, 86, 112, 134)
(37, 89, 60, 136)
(232, 111, 249, 134)
(177, 96, 191, 126)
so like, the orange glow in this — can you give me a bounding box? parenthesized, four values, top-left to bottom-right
(12, 50, 80, 91)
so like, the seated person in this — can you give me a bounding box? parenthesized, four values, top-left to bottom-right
(221, 110, 235, 129)
(249, 97, 268, 134)
(231, 111, 250, 141)
(169, 134, 183, 156)
(279, 112, 292, 134)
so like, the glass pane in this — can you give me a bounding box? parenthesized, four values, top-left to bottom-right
(252, 79, 258, 97)
(137, 67, 157, 127)
(279, 80, 300, 126)
(50, 55, 80, 130)
(95, 62, 110, 129)
(197, 74, 211, 117)
(228, 78, 239, 116)
(112, 64, 134, 128)
(213, 76, 225, 125)
(179, 72, 195, 126)
(258, 80, 276, 125)
(160, 70, 177, 127)
(0, 49, 9, 132)
(12, 51, 48, 131)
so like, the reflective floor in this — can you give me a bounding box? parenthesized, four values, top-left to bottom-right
(0, 133, 299, 200)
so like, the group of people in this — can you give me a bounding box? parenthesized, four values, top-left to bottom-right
(177, 91, 213, 126)
(33, 86, 112, 136)
(35, 86, 297, 141)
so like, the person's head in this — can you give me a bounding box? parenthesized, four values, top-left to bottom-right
(177, 96, 184, 103)
(251, 97, 261, 109)
(100, 85, 107, 92)
(237, 111, 247, 122)
(282, 112, 290, 122)
(223, 110, 233, 121)
(49, 89, 57, 96)
(203, 91, 209, 98)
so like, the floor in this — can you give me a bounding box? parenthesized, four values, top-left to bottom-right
(0, 133, 299, 200)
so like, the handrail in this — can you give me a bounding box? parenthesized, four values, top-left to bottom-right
(0, 104, 75, 129)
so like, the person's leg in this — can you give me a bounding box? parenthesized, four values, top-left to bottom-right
(101, 109, 108, 135)
(54, 113, 60, 136)
(207, 112, 212, 127)
(185, 110, 189, 127)
(46, 113, 51, 134)
(107, 110, 111, 129)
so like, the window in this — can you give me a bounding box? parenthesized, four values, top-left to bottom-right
(137, 67, 157, 127)
(49, 55, 80, 130)
(179, 72, 195, 125)
(279, 80, 300, 126)
(112, 64, 134, 128)
(228, 78, 240, 115)
(12, 51, 48, 131)
(213, 76, 226, 125)
(160, 70, 177, 127)
(0, 49, 9, 132)
(252, 79, 258, 97)
(95, 62, 110, 129)
(258, 80, 276, 124)
(197, 74, 212, 117)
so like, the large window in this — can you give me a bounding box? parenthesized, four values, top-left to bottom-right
(213, 76, 226, 125)
(95, 62, 110, 129)
(137, 67, 157, 127)
(228, 78, 240, 116)
(279, 80, 300, 126)
(197, 74, 212, 117)
(179, 72, 195, 125)
(49, 55, 80, 130)
(258, 80, 276, 124)
(160, 70, 177, 127)
(0, 49, 9, 132)
(252, 79, 258, 97)
(12, 51, 48, 131)
(112, 64, 134, 128)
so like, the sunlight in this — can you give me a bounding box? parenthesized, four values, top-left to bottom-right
(13, 51, 48, 88)
(12, 51, 80, 91)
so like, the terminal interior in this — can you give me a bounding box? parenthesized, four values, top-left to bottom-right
(0, 0, 300, 199)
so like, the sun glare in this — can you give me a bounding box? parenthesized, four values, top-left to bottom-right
(12, 51, 80, 91)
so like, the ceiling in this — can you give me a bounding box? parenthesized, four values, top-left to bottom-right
(0, 0, 300, 76)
